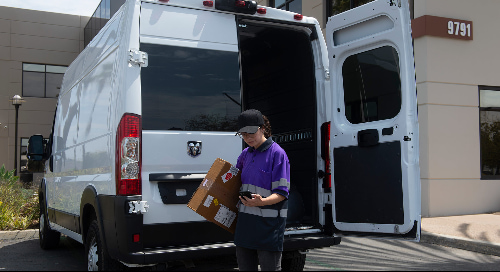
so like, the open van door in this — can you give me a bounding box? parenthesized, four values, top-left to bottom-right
(326, 0, 420, 240)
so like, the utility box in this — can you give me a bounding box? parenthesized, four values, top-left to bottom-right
(188, 158, 242, 233)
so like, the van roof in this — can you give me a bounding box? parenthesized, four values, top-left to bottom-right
(141, 0, 318, 25)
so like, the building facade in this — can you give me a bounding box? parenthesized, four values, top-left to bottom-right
(0, 6, 88, 181)
(1, 0, 499, 217)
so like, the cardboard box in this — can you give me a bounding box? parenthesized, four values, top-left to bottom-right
(188, 158, 241, 233)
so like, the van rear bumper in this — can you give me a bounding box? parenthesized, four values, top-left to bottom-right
(100, 195, 340, 265)
(119, 233, 341, 265)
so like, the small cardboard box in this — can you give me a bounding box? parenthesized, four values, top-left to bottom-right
(188, 158, 241, 233)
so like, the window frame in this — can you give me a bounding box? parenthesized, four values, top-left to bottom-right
(22, 63, 67, 98)
(479, 85, 500, 180)
(269, 0, 302, 13)
(341, 45, 402, 125)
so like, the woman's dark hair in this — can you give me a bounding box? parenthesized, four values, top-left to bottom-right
(261, 115, 272, 138)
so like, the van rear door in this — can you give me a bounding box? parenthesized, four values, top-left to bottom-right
(139, 2, 242, 227)
(326, 0, 421, 240)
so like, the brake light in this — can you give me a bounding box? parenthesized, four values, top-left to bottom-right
(203, 0, 214, 7)
(321, 122, 331, 192)
(257, 7, 266, 14)
(133, 234, 140, 243)
(235, 0, 245, 7)
(294, 14, 303, 20)
(116, 113, 142, 196)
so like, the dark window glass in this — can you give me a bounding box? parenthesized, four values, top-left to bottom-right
(342, 46, 401, 124)
(46, 73, 64, 98)
(327, 0, 375, 16)
(270, 0, 302, 13)
(23, 72, 45, 97)
(85, 0, 125, 48)
(479, 86, 500, 179)
(140, 43, 241, 131)
(22, 64, 66, 98)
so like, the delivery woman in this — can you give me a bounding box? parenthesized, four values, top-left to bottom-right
(234, 109, 290, 271)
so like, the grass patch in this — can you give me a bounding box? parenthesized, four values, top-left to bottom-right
(0, 165, 39, 230)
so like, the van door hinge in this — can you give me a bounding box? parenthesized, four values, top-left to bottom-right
(325, 69, 330, 80)
(128, 201, 149, 214)
(128, 49, 148, 67)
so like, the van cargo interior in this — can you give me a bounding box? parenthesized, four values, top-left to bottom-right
(238, 18, 318, 228)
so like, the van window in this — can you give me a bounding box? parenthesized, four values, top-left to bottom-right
(140, 43, 241, 131)
(342, 46, 401, 124)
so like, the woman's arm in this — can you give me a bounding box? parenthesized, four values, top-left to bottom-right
(239, 193, 286, 207)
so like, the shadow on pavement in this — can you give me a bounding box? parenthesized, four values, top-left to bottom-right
(0, 236, 238, 271)
(305, 237, 500, 271)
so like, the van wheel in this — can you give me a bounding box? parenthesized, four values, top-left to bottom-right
(85, 220, 123, 271)
(39, 202, 60, 249)
(281, 250, 306, 271)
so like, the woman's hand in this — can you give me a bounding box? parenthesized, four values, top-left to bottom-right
(239, 193, 286, 207)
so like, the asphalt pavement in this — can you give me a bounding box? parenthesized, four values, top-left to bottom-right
(1, 212, 500, 258)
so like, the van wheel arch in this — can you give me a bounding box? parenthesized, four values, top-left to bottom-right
(80, 186, 101, 246)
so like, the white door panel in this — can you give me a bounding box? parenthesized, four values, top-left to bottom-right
(326, 0, 420, 240)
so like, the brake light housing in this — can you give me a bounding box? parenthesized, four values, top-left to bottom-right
(116, 113, 142, 196)
(321, 122, 331, 192)
(203, 0, 214, 7)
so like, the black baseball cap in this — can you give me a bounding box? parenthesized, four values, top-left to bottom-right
(237, 109, 264, 134)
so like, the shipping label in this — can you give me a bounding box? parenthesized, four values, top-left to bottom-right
(221, 166, 239, 183)
(203, 195, 214, 208)
(214, 204, 237, 228)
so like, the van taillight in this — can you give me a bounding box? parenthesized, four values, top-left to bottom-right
(203, 0, 214, 7)
(321, 122, 331, 192)
(294, 14, 303, 20)
(116, 113, 142, 196)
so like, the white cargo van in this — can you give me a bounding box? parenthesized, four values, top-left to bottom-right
(27, 0, 420, 270)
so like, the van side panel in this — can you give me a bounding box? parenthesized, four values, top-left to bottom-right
(49, 11, 123, 215)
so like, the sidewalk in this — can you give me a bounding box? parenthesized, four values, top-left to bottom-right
(421, 212, 500, 257)
(1, 213, 500, 257)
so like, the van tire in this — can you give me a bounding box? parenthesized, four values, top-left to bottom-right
(281, 250, 306, 271)
(85, 220, 123, 271)
(39, 201, 60, 250)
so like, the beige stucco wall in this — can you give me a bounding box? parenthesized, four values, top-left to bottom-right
(0, 6, 88, 171)
(414, 0, 500, 216)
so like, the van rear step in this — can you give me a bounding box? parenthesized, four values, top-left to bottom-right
(127, 234, 340, 264)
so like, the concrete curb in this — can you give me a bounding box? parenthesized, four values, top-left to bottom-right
(421, 231, 500, 257)
(0, 229, 38, 241)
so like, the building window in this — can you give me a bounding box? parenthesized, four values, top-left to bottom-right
(20, 137, 29, 173)
(269, 0, 302, 13)
(84, 0, 125, 47)
(22, 63, 67, 98)
(479, 86, 500, 179)
(326, 0, 374, 17)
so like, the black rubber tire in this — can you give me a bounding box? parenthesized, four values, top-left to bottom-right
(281, 250, 306, 271)
(39, 199, 60, 250)
(85, 220, 123, 271)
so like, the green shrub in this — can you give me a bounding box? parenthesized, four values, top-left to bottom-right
(0, 165, 39, 230)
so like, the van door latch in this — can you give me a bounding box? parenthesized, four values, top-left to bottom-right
(128, 200, 149, 214)
(128, 49, 148, 67)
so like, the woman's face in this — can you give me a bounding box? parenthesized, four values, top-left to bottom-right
(240, 128, 267, 149)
